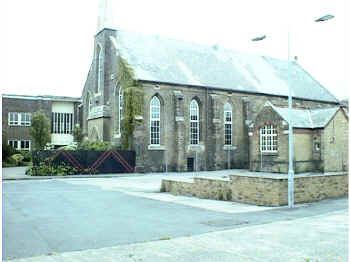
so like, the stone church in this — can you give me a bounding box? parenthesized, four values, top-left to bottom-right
(81, 0, 346, 173)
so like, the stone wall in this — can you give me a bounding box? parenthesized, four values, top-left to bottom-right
(161, 173, 348, 206)
(230, 173, 348, 206)
(161, 177, 231, 201)
(323, 109, 348, 172)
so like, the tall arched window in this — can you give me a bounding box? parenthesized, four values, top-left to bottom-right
(190, 100, 199, 145)
(118, 88, 123, 134)
(150, 96, 160, 145)
(224, 103, 232, 145)
(87, 93, 92, 113)
(96, 44, 103, 93)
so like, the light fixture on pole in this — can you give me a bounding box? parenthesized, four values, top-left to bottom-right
(252, 13, 334, 208)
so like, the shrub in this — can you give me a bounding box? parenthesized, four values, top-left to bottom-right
(10, 154, 24, 166)
(2, 143, 18, 161)
(57, 144, 78, 151)
(20, 151, 32, 162)
(26, 158, 78, 176)
(78, 141, 110, 151)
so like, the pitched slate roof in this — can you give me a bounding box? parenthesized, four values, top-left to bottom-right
(268, 102, 340, 128)
(110, 30, 338, 103)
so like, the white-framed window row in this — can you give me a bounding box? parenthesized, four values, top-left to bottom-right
(224, 103, 232, 145)
(190, 100, 199, 145)
(150, 96, 160, 145)
(259, 124, 278, 153)
(8, 112, 31, 126)
(52, 112, 74, 134)
(8, 140, 31, 151)
(118, 87, 123, 135)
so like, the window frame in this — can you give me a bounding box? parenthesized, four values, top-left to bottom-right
(150, 96, 161, 145)
(189, 100, 200, 145)
(224, 103, 233, 145)
(259, 124, 278, 153)
(118, 87, 123, 135)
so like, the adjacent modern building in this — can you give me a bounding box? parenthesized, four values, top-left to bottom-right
(2, 94, 81, 150)
(79, 1, 348, 173)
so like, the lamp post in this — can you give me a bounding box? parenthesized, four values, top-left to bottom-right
(252, 14, 334, 208)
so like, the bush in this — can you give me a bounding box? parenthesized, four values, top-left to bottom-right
(78, 141, 110, 151)
(20, 151, 32, 162)
(57, 144, 78, 151)
(26, 158, 78, 176)
(10, 154, 24, 166)
(2, 143, 18, 161)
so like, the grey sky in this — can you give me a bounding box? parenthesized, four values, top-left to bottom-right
(3, 0, 348, 99)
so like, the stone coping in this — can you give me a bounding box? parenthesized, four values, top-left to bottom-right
(163, 177, 194, 183)
(229, 171, 348, 180)
(194, 176, 230, 182)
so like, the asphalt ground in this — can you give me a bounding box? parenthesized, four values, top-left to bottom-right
(2, 167, 349, 262)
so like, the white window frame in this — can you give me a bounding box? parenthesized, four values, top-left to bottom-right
(260, 124, 278, 153)
(118, 87, 123, 134)
(224, 103, 232, 145)
(190, 100, 199, 145)
(150, 96, 161, 145)
(97, 44, 103, 93)
(8, 140, 31, 150)
(52, 112, 73, 134)
(8, 112, 31, 126)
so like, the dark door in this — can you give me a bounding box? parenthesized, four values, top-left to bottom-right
(187, 157, 194, 172)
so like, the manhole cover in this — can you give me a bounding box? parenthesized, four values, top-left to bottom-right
(201, 219, 249, 227)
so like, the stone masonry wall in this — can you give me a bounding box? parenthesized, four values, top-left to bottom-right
(323, 110, 348, 172)
(161, 173, 348, 206)
(230, 173, 348, 206)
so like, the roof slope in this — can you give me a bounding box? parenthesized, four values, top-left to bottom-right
(111, 30, 338, 103)
(269, 103, 340, 128)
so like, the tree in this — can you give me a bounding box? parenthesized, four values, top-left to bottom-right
(72, 125, 85, 144)
(29, 110, 51, 150)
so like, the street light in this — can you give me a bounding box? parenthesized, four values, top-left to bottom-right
(252, 14, 334, 208)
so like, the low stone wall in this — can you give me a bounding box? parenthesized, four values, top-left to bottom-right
(161, 177, 231, 200)
(161, 172, 348, 206)
(193, 177, 231, 200)
(230, 173, 348, 206)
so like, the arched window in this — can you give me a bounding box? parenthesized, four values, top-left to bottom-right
(150, 96, 160, 145)
(224, 103, 232, 145)
(87, 93, 92, 113)
(118, 88, 123, 134)
(96, 44, 103, 93)
(260, 124, 277, 152)
(190, 100, 199, 145)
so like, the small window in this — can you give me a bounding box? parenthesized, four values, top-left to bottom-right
(260, 124, 277, 152)
(314, 143, 320, 151)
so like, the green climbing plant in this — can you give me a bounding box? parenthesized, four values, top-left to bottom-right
(117, 56, 144, 150)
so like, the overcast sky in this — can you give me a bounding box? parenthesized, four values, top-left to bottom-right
(3, 0, 349, 100)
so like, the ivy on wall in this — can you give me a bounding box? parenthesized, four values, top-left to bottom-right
(117, 56, 144, 150)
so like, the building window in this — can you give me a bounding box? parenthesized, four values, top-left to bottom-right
(119, 88, 123, 134)
(224, 103, 232, 145)
(52, 112, 74, 134)
(88, 94, 92, 113)
(150, 96, 160, 145)
(190, 100, 199, 145)
(96, 44, 103, 93)
(8, 140, 31, 150)
(259, 124, 277, 152)
(8, 112, 31, 126)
